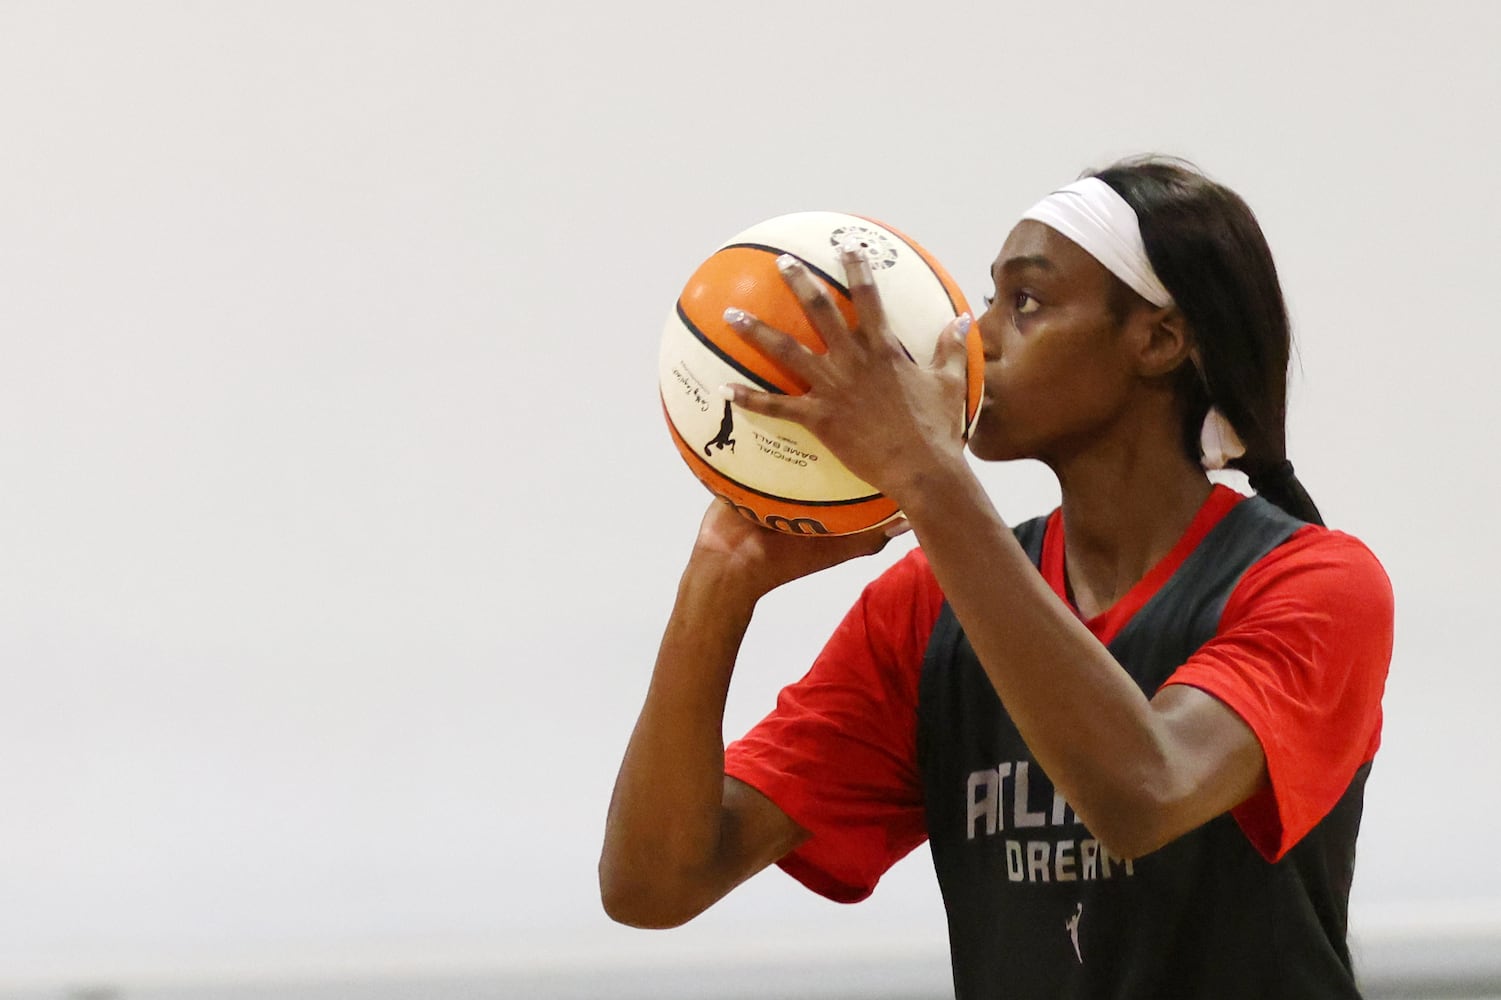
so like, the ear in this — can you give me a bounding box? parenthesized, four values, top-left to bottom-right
(1134, 306, 1194, 379)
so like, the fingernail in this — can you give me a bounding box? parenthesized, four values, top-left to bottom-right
(955, 312, 973, 335)
(723, 307, 752, 330)
(775, 253, 800, 273)
(717, 383, 737, 401)
(839, 237, 862, 256)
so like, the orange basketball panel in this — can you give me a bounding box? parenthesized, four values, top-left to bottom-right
(964, 324, 985, 429)
(678, 246, 859, 396)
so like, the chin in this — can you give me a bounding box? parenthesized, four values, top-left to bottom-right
(966, 427, 1018, 463)
(966, 409, 1042, 463)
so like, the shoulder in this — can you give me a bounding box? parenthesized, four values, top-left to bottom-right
(857, 543, 945, 617)
(1228, 522, 1394, 626)
(1208, 522, 1395, 718)
(837, 545, 946, 669)
(876, 543, 938, 589)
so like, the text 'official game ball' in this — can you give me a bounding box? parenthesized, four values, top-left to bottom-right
(659, 211, 983, 536)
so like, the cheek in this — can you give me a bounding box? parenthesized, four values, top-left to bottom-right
(988, 339, 1073, 420)
(971, 323, 1130, 455)
(967, 362, 1043, 460)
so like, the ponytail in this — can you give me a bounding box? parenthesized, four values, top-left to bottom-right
(1245, 460, 1324, 527)
(1091, 156, 1326, 526)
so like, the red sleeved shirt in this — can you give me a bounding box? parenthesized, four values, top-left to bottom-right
(723, 486, 1394, 903)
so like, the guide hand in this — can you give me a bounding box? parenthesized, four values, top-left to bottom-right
(689, 499, 907, 599)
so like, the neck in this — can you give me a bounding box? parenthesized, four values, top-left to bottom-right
(1049, 429, 1212, 620)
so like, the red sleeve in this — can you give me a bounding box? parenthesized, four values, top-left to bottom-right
(1161, 526, 1394, 862)
(723, 547, 943, 903)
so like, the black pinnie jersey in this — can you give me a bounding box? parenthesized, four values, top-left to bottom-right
(917, 497, 1368, 999)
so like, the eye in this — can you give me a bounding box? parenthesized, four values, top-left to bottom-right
(1015, 292, 1040, 314)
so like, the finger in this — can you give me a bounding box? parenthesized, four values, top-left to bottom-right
(775, 254, 853, 351)
(723, 307, 821, 388)
(837, 238, 890, 347)
(718, 381, 809, 424)
(835, 519, 904, 560)
(858, 528, 896, 557)
(882, 516, 912, 539)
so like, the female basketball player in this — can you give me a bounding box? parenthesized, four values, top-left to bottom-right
(599, 157, 1393, 998)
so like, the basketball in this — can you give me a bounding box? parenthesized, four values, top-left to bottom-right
(659, 211, 983, 536)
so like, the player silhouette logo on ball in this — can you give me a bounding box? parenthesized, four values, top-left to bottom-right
(703, 399, 736, 456)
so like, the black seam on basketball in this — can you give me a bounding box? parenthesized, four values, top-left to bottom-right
(718, 243, 852, 300)
(705, 466, 884, 507)
(661, 404, 884, 508)
(851, 217, 960, 315)
(674, 301, 784, 395)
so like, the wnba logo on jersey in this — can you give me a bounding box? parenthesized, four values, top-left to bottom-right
(965, 761, 1136, 884)
(1065, 903, 1084, 964)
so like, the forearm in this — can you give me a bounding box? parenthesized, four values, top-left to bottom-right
(600, 558, 757, 922)
(898, 462, 1177, 856)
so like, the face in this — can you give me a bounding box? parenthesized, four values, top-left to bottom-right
(967, 220, 1148, 464)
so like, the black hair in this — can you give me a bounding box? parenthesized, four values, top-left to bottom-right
(1090, 156, 1324, 526)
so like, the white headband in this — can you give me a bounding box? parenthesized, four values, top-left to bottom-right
(1020, 177, 1247, 470)
(1020, 177, 1174, 308)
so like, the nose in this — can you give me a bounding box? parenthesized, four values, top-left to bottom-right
(977, 310, 1003, 362)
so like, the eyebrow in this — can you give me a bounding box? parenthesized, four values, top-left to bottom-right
(991, 254, 1056, 282)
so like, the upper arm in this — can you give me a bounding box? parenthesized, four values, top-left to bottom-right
(713, 776, 809, 889)
(722, 548, 939, 902)
(1158, 529, 1394, 860)
(1143, 682, 1269, 848)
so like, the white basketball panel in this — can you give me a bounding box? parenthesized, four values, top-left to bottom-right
(721, 211, 959, 362)
(658, 315, 879, 503)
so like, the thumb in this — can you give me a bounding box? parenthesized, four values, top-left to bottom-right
(928, 312, 973, 375)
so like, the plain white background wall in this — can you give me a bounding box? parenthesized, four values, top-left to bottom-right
(1, 0, 1498, 990)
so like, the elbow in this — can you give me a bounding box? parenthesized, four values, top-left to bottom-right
(600, 885, 694, 930)
(1088, 820, 1169, 864)
(1076, 775, 1185, 862)
(598, 860, 704, 930)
